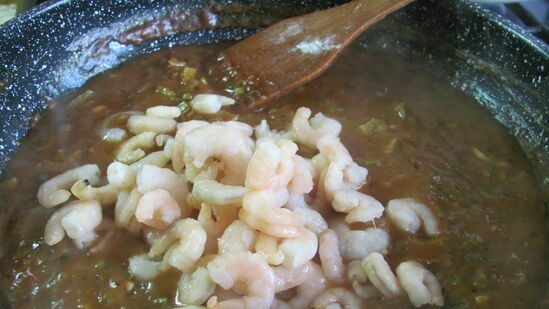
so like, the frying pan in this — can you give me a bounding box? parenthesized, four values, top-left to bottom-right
(0, 0, 547, 307)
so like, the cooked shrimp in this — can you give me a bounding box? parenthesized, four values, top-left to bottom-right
(321, 162, 368, 202)
(197, 203, 239, 239)
(177, 266, 216, 306)
(127, 115, 177, 134)
(130, 151, 170, 170)
(245, 138, 297, 191)
(396, 261, 444, 307)
(240, 190, 299, 239)
(331, 218, 390, 260)
(213, 120, 254, 137)
(217, 220, 257, 255)
(312, 287, 362, 309)
(287, 262, 327, 309)
(239, 208, 299, 239)
(318, 229, 345, 283)
(316, 135, 353, 166)
(242, 190, 299, 229)
(286, 194, 328, 235)
(172, 120, 210, 172)
(135, 189, 181, 229)
(290, 107, 342, 148)
(70, 180, 118, 205)
(346, 260, 380, 299)
(192, 180, 247, 206)
(362, 252, 403, 298)
(332, 189, 384, 224)
(190, 94, 235, 114)
(183, 123, 254, 185)
(107, 161, 136, 189)
(386, 198, 440, 236)
(255, 233, 284, 266)
(37, 164, 101, 208)
(197, 203, 238, 254)
(288, 155, 314, 195)
(116, 131, 157, 164)
(114, 188, 142, 231)
(273, 262, 313, 292)
(136, 164, 191, 217)
(146, 105, 182, 118)
(279, 226, 318, 269)
(128, 254, 162, 281)
(254, 119, 290, 141)
(207, 252, 276, 309)
(44, 200, 102, 248)
(148, 218, 207, 272)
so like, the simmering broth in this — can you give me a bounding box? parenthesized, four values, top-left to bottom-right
(0, 42, 546, 308)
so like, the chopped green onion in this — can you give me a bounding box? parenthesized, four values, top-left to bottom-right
(156, 86, 177, 98)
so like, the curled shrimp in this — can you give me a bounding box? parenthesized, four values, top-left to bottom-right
(318, 229, 345, 283)
(114, 188, 142, 234)
(183, 123, 254, 185)
(312, 287, 362, 309)
(197, 203, 238, 254)
(135, 189, 181, 230)
(286, 194, 328, 235)
(346, 260, 381, 299)
(148, 218, 207, 272)
(127, 114, 177, 134)
(287, 262, 327, 309)
(331, 217, 390, 260)
(240, 190, 300, 238)
(288, 155, 315, 195)
(362, 252, 403, 298)
(177, 266, 216, 306)
(128, 254, 162, 281)
(206, 252, 276, 309)
(130, 150, 170, 170)
(255, 232, 284, 265)
(172, 120, 209, 172)
(273, 262, 313, 293)
(316, 136, 368, 201)
(386, 198, 440, 236)
(190, 94, 235, 114)
(332, 189, 384, 224)
(290, 107, 342, 148)
(245, 138, 297, 191)
(396, 261, 444, 307)
(70, 180, 118, 205)
(254, 119, 290, 141)
(217, 220, 257, 255)
(116, 131, 157, 164)
(192, 180, 247, 206)
(136, 164, 191, 218)
(321, 162, 368, 202)
(106, 161, 136, 189)
(279, 226, 318, 269)
(37, 164, 101, 208)
(44, 200, 103, 248)
(146, 105, 181, 118)
(242, 190, 298, 228)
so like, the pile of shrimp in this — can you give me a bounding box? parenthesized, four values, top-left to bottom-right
(37, 94, 444, 308)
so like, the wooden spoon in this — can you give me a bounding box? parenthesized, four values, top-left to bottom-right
(217, 0, 414, 109)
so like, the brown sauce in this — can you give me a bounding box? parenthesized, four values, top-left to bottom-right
(0, 42, 546, 308)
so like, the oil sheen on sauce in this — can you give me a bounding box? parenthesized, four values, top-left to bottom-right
(0, 42, 546, 309)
